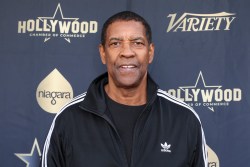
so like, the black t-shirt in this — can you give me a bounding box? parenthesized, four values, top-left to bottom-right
(105, 93, 145, 165)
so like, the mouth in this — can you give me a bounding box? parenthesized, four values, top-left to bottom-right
(118, 64, 138, 73)
(120, 65, 137, 69)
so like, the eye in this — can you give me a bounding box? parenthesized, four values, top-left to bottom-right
(132, 41, 145, 47)
(109, 42, 120, 47)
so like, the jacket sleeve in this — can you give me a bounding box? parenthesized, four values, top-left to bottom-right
(41, 118, 67, 167)
(190, 122, 208, 167)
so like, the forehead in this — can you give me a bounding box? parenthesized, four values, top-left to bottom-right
(106, 20, 146, 40)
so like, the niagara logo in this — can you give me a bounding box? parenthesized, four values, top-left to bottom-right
(166, 12, 236, 32)
(18, 3, 98, 43)
(167, 71, 242, 112)
(36, 69, 73, 114)
(37, 90, 71, 105)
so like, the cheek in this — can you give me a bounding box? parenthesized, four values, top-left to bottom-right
(105, 50, 118, 63)
(139, 53, 151, 64)
(105, 54, 118, 71)
(105, 56, 116, 67)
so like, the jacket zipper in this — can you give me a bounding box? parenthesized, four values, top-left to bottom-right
(130, 93, 157, 167)
(79, 106, 129, 167)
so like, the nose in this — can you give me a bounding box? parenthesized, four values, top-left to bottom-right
(120, 42, 135, 58)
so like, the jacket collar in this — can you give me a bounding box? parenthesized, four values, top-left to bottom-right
(79, 72, 158, 115)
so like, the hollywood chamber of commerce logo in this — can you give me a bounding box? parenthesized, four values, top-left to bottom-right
(18, 3, 98, 43)
(166, 12, 236, 32)
(15, 138, 42, 167)
(167, 71, 242, 112)
(36, 69, 73, 114)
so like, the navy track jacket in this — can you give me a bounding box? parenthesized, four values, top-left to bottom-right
(42, 73, 208, 167)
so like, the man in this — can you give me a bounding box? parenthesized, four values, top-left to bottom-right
(41, 11, 207, 167)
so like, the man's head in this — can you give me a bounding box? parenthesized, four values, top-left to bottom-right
(101, 11, 152, 46)
(99, 11, 154, 92)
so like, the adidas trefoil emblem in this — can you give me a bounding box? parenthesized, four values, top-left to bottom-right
(161, 142, 171, 153)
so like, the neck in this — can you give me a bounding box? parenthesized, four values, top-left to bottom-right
(104, 78, 147, 106)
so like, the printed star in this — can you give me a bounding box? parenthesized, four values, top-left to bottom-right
(38, 3, 79, 43)
(179, 71, 222, 112)
(15, 138, 42, 167)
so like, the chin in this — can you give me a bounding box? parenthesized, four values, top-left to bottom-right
(116, 78, 141, 88)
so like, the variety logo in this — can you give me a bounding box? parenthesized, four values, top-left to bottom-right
(160, 142, 171, 153)
(36, 69, 73, 114)
(166, 12, 236, 32)
(15, 138, 42, 167)
(18, 3, 98, 43)
(167, 71, 242, 112)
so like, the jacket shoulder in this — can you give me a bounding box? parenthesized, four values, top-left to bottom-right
(157, 89, 202, 123)
(53, 92, 87, 125)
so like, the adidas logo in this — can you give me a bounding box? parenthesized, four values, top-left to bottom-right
(161, 142, 171, 153)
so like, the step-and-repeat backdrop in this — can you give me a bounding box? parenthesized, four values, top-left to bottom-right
(1, 0, 249, 166)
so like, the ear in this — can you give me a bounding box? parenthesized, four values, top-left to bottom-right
(148, 43, 155, 64)
(99, 44, 106, 64)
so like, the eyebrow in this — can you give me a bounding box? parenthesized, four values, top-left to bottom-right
(108, 37, 123, 42)
(130, 37, 145, 41)
(108, 37, 145, 42)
